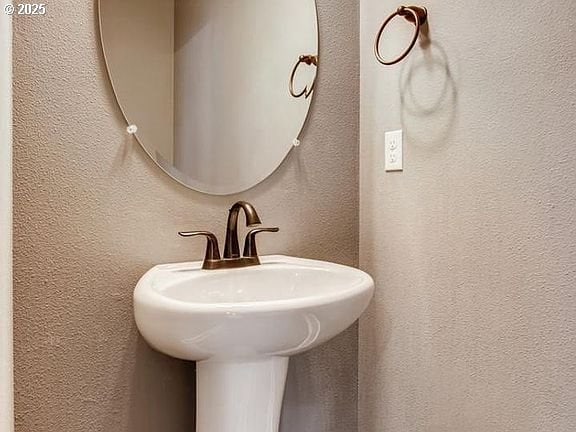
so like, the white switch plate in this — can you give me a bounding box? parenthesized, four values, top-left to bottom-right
(385, 129, 403, 171)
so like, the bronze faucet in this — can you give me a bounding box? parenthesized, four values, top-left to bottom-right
(178, 201, 279, 270)
(223, 201, 262, 259)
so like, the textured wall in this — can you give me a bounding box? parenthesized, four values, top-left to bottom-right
(13, 1, 359, 431)
(360, 1, 576, 431)
(0, 8, 13, 432)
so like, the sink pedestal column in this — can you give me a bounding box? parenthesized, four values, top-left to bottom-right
(196, 357, 289, 432)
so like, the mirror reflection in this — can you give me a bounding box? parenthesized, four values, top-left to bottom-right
(99, 0, 318, 194)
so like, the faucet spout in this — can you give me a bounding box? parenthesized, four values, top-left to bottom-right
(223, 201, 262, 259)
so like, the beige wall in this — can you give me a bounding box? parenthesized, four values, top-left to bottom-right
(360, 1, 576, 431)
(0, 8, 13, 432)
(13, 1, 358, 432)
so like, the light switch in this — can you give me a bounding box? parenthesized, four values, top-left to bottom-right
(385, 129, 403, 172)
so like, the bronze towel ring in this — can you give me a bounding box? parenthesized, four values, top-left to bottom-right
(374, 5, 427, 66)
(289, 54, 318, 99)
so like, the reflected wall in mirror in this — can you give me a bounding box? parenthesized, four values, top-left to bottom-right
(99, 0, 318, 195)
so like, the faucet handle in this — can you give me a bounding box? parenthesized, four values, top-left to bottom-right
(243, 227, 279, 258)
(178, 231, 221, 266)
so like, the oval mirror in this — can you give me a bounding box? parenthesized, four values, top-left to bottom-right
(98, 0, 318, 195)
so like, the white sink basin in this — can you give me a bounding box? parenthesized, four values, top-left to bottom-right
(134, 255, 374, 432)
(135, 255, 373, 360)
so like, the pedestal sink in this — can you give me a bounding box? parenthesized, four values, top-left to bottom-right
(134, 255, 374, 432)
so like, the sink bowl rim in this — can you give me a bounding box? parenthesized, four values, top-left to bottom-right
(134, 255, 374, 313)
